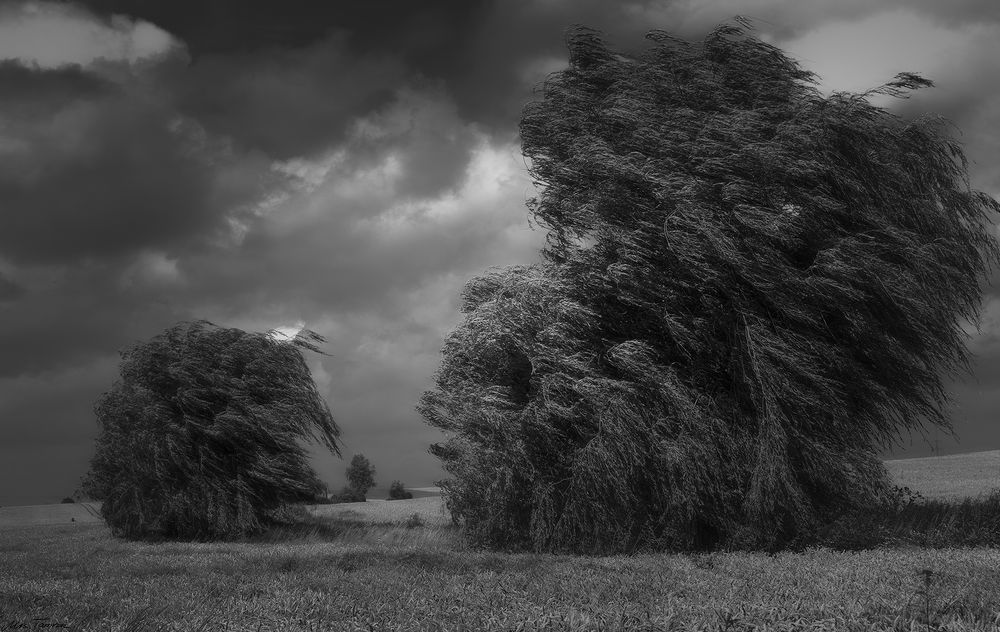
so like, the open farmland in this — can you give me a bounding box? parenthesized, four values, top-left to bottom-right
(884, 450, 1000, 501)
(0, 502, 103, 528)
(2, 453, 1000, 630)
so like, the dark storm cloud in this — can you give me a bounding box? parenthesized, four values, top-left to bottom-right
(0, 273, 24, 301)
(0, 59, 112, 108)
(77, 0, 682, 156)
(0, 61, 277, 265)
(78, 0, 497, 155)
(64, 1, 742, 202)
(156, 35, 407, 160)
(414, 0, 664, 130)
(72, 0, 1000, 170)
(0, 355, 118, 446)
(0, 261, 192, 377)
(76, 0, 490, 58)
(72, 0, 1000, 147)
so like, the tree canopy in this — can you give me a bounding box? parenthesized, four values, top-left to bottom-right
(83, 320, 340, 540)
(346, 454, 377, 498)
(419, 21, 1000, 553)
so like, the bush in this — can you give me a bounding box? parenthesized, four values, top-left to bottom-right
(388, 480, 413, 500)
(405, 513, 425, 529)
(885, 485, 927, 511)
(82, 320, 341, 540)
(330, 487, 366, 504)
(61, 497, 75, 504)
(788, 486, 1000, 551)
(884, 490, 1000, 548)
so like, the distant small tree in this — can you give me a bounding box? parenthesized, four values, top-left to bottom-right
(61, 497, 75, 504)
(346, 454, 376, 500)
(388, 480, 413, 500)
(82, 320, 341, 540)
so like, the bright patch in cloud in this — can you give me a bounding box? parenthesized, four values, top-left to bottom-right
(365, 138, 526, 235)
(120, 250, 182, 288)
(0, 1, 181, 69)
(275, 151, 348, 194)
(781, 10, 972, 98)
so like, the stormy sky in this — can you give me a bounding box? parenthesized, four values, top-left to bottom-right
(1, 0, 999, 506)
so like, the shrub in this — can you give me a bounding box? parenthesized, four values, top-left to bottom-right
(405, 513, 425, 529)
(388, 480, 413, 500)
(61, 497, 75, 504)
(795, 487, 1000, 551)
(885, 485, 927, 511)
(885, 490, 1000, 548)
(82, 320, 341, 540)
(330, 487, 366, 504)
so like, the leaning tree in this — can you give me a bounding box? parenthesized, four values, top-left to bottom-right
(83, 320, 340, 540)
(418, 21, 1000, 553)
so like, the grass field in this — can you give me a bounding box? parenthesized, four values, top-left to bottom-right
(884, 450, 1000, 501)
(2, 453, 1000, 631)
(0, 502, 103, 528)
(307, 495, 452, 527)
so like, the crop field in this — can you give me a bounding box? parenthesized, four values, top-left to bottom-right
(2, 453, 1000, 631)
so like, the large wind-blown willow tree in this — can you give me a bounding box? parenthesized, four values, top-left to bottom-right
(419, 21, 1000, 553)
(83, 320, 340, 540)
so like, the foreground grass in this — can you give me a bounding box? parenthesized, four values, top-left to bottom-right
(3, 502, 1000, 631)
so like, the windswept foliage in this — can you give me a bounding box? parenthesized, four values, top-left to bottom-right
(83, 320, 340, 540)
(420, 21, 1000, 553)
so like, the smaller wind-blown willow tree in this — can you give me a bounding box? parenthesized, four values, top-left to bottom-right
(419, 21, 1000, 553)
(82, 320, 340, 540)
